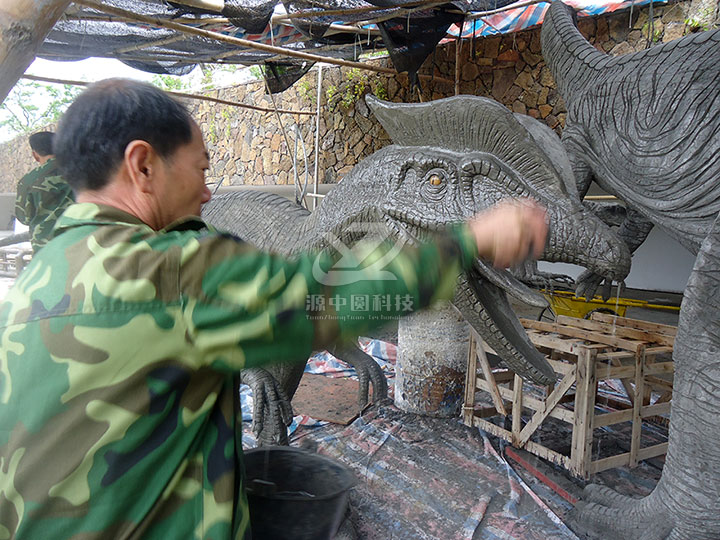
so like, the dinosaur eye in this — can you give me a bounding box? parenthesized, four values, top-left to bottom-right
(421, 168, 449, 202)
(424, 169, 447, 187)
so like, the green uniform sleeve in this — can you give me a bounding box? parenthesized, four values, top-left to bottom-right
(180, 224, 479, 372)
(14, 172, 35, 225)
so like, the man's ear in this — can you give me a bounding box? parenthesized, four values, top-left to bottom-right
(31, 151, 40, 163)
(124, 140, 157, 194)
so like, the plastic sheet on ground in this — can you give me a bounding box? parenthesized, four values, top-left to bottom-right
(292, 405, 579, 539)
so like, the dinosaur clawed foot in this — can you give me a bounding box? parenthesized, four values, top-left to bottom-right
(240, 367, 294, 446)
(330, 344, 389, 409)
(568, 484, 671, 540)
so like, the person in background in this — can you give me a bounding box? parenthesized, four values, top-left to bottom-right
(0, 79, 548, 539)
(14, 130, 75, 253)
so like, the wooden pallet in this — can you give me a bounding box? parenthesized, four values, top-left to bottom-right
(463, 312, 676, 479)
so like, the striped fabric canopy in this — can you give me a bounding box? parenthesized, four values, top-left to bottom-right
(446, 0, 667, 38)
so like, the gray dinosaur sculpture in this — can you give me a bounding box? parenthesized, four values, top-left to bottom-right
(542, 0, 720, 298)
(541, 2, 720, 537)
(202, 94, 631, 444)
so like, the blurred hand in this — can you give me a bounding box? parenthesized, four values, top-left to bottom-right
(467, 199, 548, 268)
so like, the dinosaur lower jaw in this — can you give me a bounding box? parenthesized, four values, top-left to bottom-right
(466, 272, 556, 385)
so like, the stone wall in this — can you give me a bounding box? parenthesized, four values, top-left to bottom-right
(0, 0, 696, 194)
(0, 123, 57, 193)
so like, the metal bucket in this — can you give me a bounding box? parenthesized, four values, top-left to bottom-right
(244, 446, 357, 540)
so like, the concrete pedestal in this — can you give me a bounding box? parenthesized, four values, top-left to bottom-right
(394, 302, 469, 417)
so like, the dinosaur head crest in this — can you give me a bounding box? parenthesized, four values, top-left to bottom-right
(366, 94, 572, 200)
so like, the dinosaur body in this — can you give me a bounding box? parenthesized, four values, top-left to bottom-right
(542, 0, 720, 297)
(202, 94, 631, 443)
(541, 2, 720, 537)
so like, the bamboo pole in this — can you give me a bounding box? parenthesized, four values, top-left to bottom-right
(74, 0, 398, 75)
(169, 0, 224, 13)
(465, 0, 546, 21)
(0, 0, 71, 103)
(72, 0, 455, 86)
(270, 0, 439, 23)
(21, 73, 316, 115)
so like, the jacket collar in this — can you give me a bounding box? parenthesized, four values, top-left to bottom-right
(53, 202, 208, 237)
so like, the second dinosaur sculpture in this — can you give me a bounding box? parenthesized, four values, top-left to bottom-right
(202, 94, 630, 444)
(542, 0, 720, 299)
(541, 2, 720, 537)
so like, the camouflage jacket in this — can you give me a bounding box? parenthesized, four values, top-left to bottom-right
(0, 202, 478, 539)
(14, 158, 75, 253)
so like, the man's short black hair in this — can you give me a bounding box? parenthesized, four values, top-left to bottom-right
(28, 131, 55, 157)
(55, 78, 194, 192)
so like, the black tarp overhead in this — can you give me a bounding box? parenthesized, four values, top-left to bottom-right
(38, 0, 516, 86)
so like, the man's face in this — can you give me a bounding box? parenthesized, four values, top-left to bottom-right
(156, 122, 211, 224)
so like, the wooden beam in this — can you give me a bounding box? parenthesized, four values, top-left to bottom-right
(73, 0, 455, 87)
(517, 367, 577, 447)
(0, 0, 71, 103)
(169, 0, 224, 12)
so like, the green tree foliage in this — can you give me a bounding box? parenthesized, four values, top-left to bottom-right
(0, 81, 82, 137)
(151, 74, 192, 92)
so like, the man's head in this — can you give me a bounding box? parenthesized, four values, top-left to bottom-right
(55, 78, 211, 228)
(29, 131, 55, 163)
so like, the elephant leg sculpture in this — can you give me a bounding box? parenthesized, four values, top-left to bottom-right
(202, 95, 631, 444)
(541, 2, 720, 537)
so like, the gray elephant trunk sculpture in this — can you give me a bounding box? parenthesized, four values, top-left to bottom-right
(202, 94, 630, 446)
(541, 1, 720, 537)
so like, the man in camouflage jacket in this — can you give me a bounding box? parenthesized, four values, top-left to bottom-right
(0, 79, 547, 539)
(14, 131, 75, 253)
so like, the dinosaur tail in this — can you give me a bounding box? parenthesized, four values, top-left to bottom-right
(540, 1, 610, 102)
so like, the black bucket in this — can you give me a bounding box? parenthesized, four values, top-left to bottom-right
(244, 446, 357, 540)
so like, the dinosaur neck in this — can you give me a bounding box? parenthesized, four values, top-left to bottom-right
(541, 1, 610, 104)
(305, 164, 391, 250)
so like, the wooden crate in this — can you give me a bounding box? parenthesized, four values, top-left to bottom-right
(462, 312, 676, 479)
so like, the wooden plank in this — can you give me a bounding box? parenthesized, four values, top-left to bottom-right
(476, 338, 507, 416)
(521, 319, 645, 352)
(523, 329, 587, 356)
(645, 362, 675, 376)
(629, 347, 646, 467)
(640, 401, 672, 418)
(591, 312, 677, 337)
(472, 417, 512, 443)
(590, 452, 630, 474)
(594, 364, 636, 380)
(524, 440, 572, 470)
(463, 331, 479, 426)
(546, 358, 575, 375)
(517, 367, 577, 446)
(593, 409, 633, 428)
(475, 377, 574, 423)
(557, 315, 675, 347)
(637, 443, 669, 461)
(511, 374, 523, 445)
(0, 0, 71, 102)
(570, 347, 597, 479)
(596, 350, 636, 361)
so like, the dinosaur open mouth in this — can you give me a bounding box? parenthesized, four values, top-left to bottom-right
(384, 214, 548, 308)
(385, 213, 556, 385)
